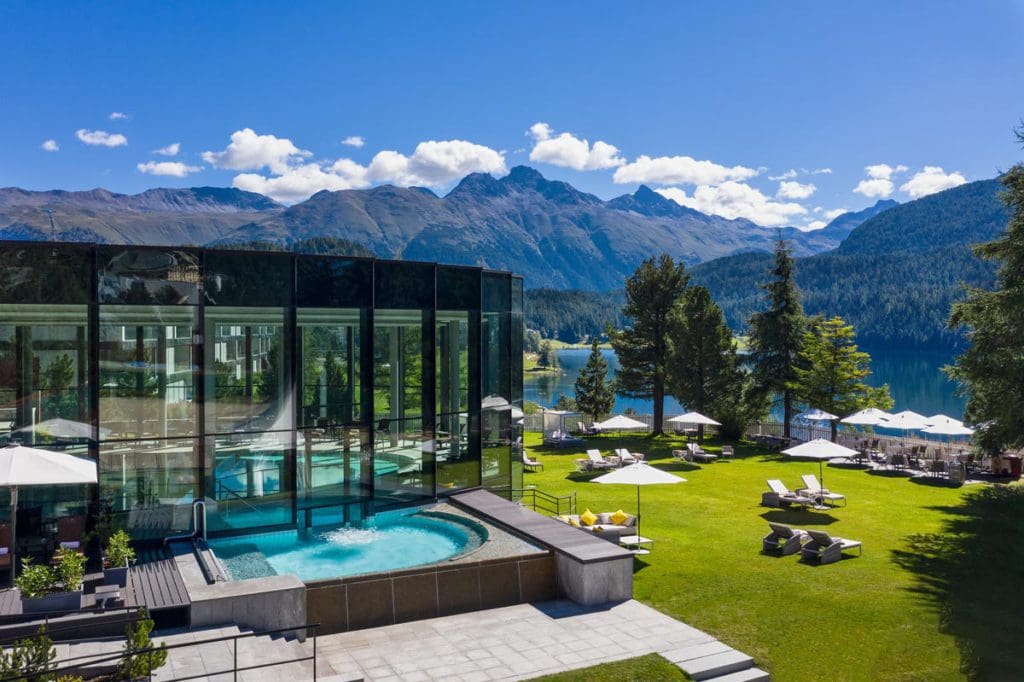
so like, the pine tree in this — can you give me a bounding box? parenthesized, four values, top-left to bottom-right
(666, 286, 741, 440)
(575, 339, 615, 423)
(948, 127, 1024, 451)
(537, 340, 554, 369)
(792, 316, 893, 440)
(748, 236, 806, 437)
(609, 254, 690, 436)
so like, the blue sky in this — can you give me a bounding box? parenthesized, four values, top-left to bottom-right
(2, 1, 1022, 227)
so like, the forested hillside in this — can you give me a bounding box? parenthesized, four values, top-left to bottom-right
(524, 289, 626, 342)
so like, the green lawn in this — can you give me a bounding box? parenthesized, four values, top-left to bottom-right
(527, 653, 690, 681)
(522, 432, 1024, 681)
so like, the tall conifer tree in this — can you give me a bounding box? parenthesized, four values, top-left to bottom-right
(948, 127, 1024, 451)
(609, 254, 689, 436)
(748, 236, 805, 436)
(793, 316, 893, 440)
(575, 339, 615, 423)
(667, 286, 741, 441)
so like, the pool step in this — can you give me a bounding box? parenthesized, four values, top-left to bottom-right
(193, 538, 230, 583)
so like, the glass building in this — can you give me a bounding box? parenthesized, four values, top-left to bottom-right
(0, 243, 523, 539)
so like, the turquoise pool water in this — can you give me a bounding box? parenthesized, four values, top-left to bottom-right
(208, 509, 485, 582)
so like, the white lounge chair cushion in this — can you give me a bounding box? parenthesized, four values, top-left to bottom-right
(60, 541, 80, 549)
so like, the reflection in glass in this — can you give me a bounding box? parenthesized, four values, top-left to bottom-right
(436, 312, 476, 490)
(207, 431, 293, 531)
(482, 310, 511, 489)
(99, 438, 199, 539)
(99, 306, 197, 440)
(98, 248, 201, 305)
(204, 307, 289, 434)
(374, 310, 432, 501)
(297, 426, 369, 512)
(0, 305, 90, 444)
(298, 310, 361, 427)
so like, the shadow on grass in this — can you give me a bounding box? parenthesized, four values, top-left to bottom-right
(759, 509, 839, 526)
(891, 484, 1024, 680)
(908, 475, 963, 488)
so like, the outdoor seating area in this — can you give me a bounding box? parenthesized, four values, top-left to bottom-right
(555, 508, 638, 543)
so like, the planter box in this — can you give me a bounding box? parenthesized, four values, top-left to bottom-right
(21, 589, 83, 614)
(104, 565, 129, 588)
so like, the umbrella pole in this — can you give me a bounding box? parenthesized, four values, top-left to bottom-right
(636, 485, 641, 539)
(9, 486, 17, 588)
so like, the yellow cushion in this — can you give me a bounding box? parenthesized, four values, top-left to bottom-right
(580, 509, 598, 526)
(610, 509, 629, 526)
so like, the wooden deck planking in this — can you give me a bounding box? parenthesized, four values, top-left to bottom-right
(126, 549, 189, 611)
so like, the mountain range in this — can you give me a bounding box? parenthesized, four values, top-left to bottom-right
(0, 167, 893, 289)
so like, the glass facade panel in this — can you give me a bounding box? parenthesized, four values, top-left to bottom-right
(437, 267, 480, 310)
(0, 246, 91, 305)
(99, 437, 200, 539)
(436, 312, 476, 490)
(297, 257, 372, 308)
(0, 305, 90, 444)
(375, 261, 435, 309)
(99, 306, 197, 440)
(98, 248, 201, 305)
(206, 430, 293, 532)
(374, 310, 432, 502)
(204, 251, 291, 307)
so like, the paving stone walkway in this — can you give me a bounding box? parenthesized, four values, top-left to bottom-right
(317, 599, 768, 681)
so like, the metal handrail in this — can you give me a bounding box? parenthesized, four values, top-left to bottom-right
(0, 607, 142, 644)
(216, 481, 262, 514)
(511, 487, 577, 516)
(0, 621, 322, 681)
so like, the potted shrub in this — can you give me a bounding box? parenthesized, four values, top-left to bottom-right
(103, 529, 136, 587)
(17, 551, 85, 614)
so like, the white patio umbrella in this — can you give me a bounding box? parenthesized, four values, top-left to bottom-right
(592, 462, 685, 539)
(0, 444, 97, 586)
(840, 408, 893, 426)
(927, 414, 964, 428)
(593, 414, 648, 431)
(782, 438, 858, 493)
(667, 411, 722, 426)
(883, 410, 932, 433)
(15, 418, 111, 441)
(922, 418, 975, 437)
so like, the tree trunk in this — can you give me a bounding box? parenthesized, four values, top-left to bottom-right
(652, 375, 664, 436)
(783, 390, 792, 438)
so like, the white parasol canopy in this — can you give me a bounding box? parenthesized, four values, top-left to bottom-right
(592, 462, 685, 538)
(15, 418, 111, 441)
(782, 438, 858, 491)
(0, 444, 98, 586)
(840, 408, 894, 426)
(594, 414, 648, 431)
(796, 409, 838, 421)
(667, 411, 722, 426)
(922, 416, 974, 437)
(883, 410, 932, 431)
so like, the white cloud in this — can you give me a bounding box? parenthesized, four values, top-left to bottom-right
(108, 112, 129, 120)
(768, 169, 798, 181)
(614, 154, 758, 186)
(76, 129, 127, 147)
(202, 128, 312, 173)
(853, 178, 894, 198)
(899, 166, 967, 199)
(527, 122, 625, 171)
(153, 142, 180, 156)
(41, 139, 59, 152)
(864, 163, 908, 180)
(806, 220, 827, 230)
(341, 136, 365, 148)
(823, 207, 847, 220)
(233, 163, 370, 203)
(137, 160, 201, 177)
(811, 167, 833, 175)
(655, 181, 808, 227)
(229, 138, 507, 203)
(777, 180, 816, 199)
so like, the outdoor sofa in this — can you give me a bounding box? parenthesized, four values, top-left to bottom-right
(555, 509, 637, 543)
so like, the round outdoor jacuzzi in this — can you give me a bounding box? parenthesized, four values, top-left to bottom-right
(207, 507, 487, 582)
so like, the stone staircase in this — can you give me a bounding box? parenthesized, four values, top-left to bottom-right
(661, 639, 770, 681)
(51, 623, 356, 681)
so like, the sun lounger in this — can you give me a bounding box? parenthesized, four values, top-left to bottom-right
(614, 448, 643, 465)
(800, 529, 862, 564)
(797, 474, 846, 506)
(687, 442, 718, 463)
(721, 445, 734, 458)
(762, 522, 808, 555)
(764, 479, 817, 508)
(522, 452, 543, 472)
(586, 449, 616, 469)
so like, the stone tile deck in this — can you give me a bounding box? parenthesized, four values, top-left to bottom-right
(317, 599, 767, 681)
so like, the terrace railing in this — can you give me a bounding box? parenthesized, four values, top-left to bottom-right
(506, 487, 577, 516)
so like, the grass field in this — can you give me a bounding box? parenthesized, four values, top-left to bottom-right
(521, 432, 1024, 681)
(527, 653, 690, 681)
